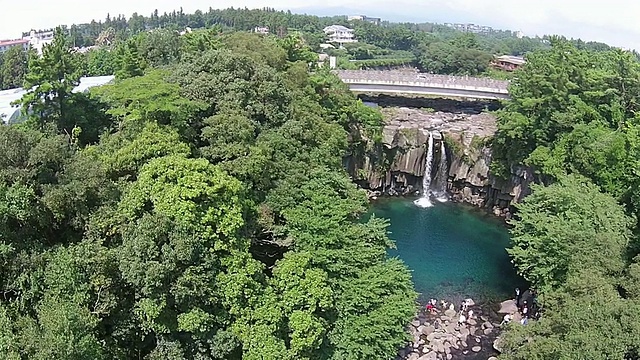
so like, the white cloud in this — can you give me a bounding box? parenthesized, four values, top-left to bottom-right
(1, 0, 637, 50)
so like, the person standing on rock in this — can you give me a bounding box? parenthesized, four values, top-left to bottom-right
(467, 309, 474, 319)
(515, 287, 522, 309)
(500, 314, 511, 326)
(426, 302, 436, 314)
(457, 313, 466, 327)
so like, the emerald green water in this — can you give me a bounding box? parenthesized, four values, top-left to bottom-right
(368, 198, 525, 304)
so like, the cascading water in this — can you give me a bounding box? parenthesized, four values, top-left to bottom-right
(433, 140, 449, 202)
(414, 132, 434, 208)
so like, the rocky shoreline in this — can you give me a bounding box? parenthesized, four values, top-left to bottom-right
(397, 299, 503, 360)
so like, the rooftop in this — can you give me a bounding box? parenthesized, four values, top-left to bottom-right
(495, 55, 526, 65)
(324, 25, 354, 32)
(0, 75, 115, 122)
(0, 39, 30, 46)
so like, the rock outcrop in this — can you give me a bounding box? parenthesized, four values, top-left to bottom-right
(346, 106, 533, 215)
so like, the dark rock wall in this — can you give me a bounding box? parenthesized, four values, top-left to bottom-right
(346, 108, 533, 216)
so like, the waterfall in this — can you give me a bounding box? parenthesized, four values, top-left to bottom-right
(414, 132, 434, 208)
(433, 140, 449, 202)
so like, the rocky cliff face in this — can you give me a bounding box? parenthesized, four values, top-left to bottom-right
(346, 106, 533, 217)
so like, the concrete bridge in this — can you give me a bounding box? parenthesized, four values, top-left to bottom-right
(334, 70, 510, 100)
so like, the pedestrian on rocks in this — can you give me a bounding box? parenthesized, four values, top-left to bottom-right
(500, 314, 511, 326)
(460, 300, 467, 312)
(426, 302, 436, 314)
(467, 309, 474, 319)
(515, 287, 521, 308)
(441, 299, 448, 310)
(457, 313, 466, 327)
(522, 301, 529, 318)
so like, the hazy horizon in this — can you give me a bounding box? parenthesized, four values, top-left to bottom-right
(1, 1, 636, 51)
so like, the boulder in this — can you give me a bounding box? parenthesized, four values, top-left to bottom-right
(418, 351, 437, 360)
(422, 325, 435, 336)
(498, 299, 517, 314)
(459, 327, 470, 338)
(472, 346, 481, 352)
(445, 323, 457, 334)
(493, 336, 504, 353)
(444, 309, 457, 318)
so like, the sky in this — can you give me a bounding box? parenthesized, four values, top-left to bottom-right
(1, 0, 638, 50)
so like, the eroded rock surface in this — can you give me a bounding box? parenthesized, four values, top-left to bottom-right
(345, 106, 534, 216)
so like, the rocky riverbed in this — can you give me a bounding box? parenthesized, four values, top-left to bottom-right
(396, 299, 503, 360)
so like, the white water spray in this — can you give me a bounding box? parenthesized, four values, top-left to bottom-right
(414, 132, 434, 208)
(433, 140, 449, 202)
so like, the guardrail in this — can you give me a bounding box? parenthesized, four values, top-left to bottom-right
(340, 78, 509, 94)
(334, 70, 510, 97)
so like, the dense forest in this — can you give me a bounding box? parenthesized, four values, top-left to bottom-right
(3, 6, 640, 360)
(492, 38, 640, 359)
(0, 27, 416, 359)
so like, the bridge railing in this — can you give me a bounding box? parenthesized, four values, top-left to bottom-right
(340, 78, 509, 94)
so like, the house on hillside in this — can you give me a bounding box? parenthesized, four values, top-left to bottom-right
(323, 25, 357, 46)
(493, 55, 526, 71)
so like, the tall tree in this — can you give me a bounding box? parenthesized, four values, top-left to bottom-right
(0, 46, 29, 90)
(19, 27, 82, 129)
(509, 175, 632, 290)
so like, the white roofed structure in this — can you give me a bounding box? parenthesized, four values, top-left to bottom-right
(0, 75, 115, 123)
(323, 25, 357, 45)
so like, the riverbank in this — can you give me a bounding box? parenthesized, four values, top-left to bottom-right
(397, 298, 502, 360)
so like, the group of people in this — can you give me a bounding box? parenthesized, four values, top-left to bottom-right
(501, 287, 540, 326)
(425, 298, 475, 328)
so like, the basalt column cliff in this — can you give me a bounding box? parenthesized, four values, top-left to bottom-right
(345, 106, 534, 217)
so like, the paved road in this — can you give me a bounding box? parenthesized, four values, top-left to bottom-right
(335, 70, 509, 94)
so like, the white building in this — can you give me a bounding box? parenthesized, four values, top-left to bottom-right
(323, 25, 357, 45)
(0, 39, 30, 53)
(347, 15, 381, 25)
(23, 30, 54, 55)
(254, 26, 270, 35)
